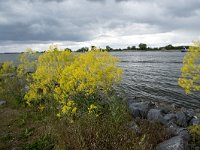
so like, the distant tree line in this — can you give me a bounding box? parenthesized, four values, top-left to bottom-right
(73, 43, 189, 52)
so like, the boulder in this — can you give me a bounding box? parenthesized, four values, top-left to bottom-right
(129, 101, 155, 118)
(190, 118, 200, 125)
(184, 109, 196, 122)
(166, 123, 191, 141)
(160, 107, 170, 114)
(164, 113, 177, 124)
(156, 136, 189, 150)
(176, 128, 191, 141)
(147, 109, 167, 125)
(166, 122, 179, 135)
(0, 100, 6, 106)
(176, 112, 188, 127)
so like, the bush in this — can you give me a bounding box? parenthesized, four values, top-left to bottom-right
(178, 40, 200, 94)
(17, 48, 38, 77)
(0, 61, 26, 106)
(188, 125, 200, 145)
(21, 47, 123, 121)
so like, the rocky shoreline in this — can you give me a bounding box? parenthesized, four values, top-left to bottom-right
(128, 100, 200, 150)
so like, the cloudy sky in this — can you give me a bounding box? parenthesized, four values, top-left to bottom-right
(0, 0, 200, 52)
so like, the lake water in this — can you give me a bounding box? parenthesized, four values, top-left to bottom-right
(0, 52, 200, 108)
(111, 51, 200, 109)
(0, 53, 21, 64)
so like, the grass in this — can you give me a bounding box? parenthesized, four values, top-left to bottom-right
(0, 102, 172, 150)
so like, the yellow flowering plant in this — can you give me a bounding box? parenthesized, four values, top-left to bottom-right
(21, 46, 123, 121)
(178, 41, 200, 94)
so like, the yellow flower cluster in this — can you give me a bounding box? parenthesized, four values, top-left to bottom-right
(24, 46, 74, 104)
(61, 100, 77, 114)
(57, 100, 77, 123)
(88, 104, 97, 114)
(178, 41, 200, 94)
(54, 49, 123, 104)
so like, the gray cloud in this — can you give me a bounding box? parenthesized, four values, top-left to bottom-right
(0, 0, 200, 52)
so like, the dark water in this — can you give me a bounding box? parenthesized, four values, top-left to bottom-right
(0, 52, 200, 108)
(112, 51, 200, 109)
(0, 53, 21, 64)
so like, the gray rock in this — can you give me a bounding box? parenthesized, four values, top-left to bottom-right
(156, 136, 188, 150)
(160, 107, 170, 114)
(184, 109, 196, 122)
(147, 109, 167, 125)
(129, 121, 141, 135)
(166, 122, 179, 135)
(176, 112, 188, 127)
(176, 128, 191, 141)
(164, 113, 177, 124)
(166, 123, 191, 141)
(190, 118, 200, 125)
(129, 101, 155, 118)
(0, 100, 6, 106)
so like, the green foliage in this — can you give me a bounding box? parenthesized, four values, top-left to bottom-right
(17, 48, 38, 77)
(106, 45, 113, 52)
(76, 47, 89, 52)
(178, 40, 200, 94)
(139, 43, 147, 50)
(165, 44, 174, 50)
(107, 95, 131, 124)
(19, 128, 34, 140)
(21, 134, 56, 150)
(0, 61, 26, 106)
(188, 125, 200, 145)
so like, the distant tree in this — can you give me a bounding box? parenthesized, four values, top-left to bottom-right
(147, 47, 153, 50)
(131, 46, 136, 50)
(65, 48, 72, 52)
(139, 43, 147, 50)
(106, 46, 113, 52)
(165, 44, 174, 50)
(91, 46, 97, 51)
(127, 46, 131, 50)
(76, 47, 89, 52)
(153, 47, 159, 50)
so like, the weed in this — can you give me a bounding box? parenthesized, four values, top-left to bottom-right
(20, 134, 56, 150)
(188, 125, 200, 145)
